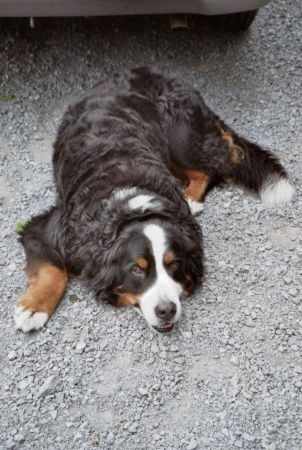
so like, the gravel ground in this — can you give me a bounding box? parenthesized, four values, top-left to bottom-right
(0, 1, 301, 449)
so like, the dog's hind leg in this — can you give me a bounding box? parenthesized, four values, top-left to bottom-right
(14, 208, 68, 332)
(184, 170, 211, 215)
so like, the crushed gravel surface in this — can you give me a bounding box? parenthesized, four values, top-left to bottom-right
(0, 1, 301, 449)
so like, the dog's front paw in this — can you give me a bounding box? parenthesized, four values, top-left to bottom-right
(14, 304, 48, 332)
(186, 198, 204, 216)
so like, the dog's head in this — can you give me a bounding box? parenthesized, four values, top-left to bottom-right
(94, 219, 203, 333)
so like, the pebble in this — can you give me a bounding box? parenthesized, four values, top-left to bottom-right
(187, 439, 198, 450)
(291, 296, 301, 305)
(5, 439, 15, 449)
(242, 433, 256, 442)
(170, 344, 179, 352)
(107, 432, 114, 444)
(38, 375, 60, 398)
(76, 341, 87, 353)
(138, 388, 148, 396)
(8, 350, 17, 361)
(14, 433, 25, 443)
(50, 410, 57, 419)
(230, 355, 239, 366)
(128, 424, 138, 434)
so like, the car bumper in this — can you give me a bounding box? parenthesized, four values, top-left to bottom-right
(0, 0, 272, 18)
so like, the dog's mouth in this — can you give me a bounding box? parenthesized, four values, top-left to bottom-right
(152, 322, 174, 333)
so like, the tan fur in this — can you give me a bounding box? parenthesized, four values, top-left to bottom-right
(137, 257, 148, 269)
(184, 170, 211, 202)
(17, 263, 68, 316)
(221, 128, 244, 164)
(116, 292, 139, 307)
(164, 251, 176, 265)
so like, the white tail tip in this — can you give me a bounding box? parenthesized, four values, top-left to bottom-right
(260, 176, 295, 207)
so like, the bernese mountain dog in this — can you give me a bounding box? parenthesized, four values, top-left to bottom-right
(14, 66, 294, 333)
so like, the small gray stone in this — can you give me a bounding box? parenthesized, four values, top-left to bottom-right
(170, 344, 179, 352)
(187, 440, 198, 450)
(151, 344, 159, 353)
(76, 341, 87, 353)
(230, 356, 239, 366)
(106, 432, 114, 444)
(14, 433, 25, 443)
(138, 387, 148, 396)
(50, 410, 57, 419)
(128, 424, 137, 434)
(242, 433, 256, 442)
(5, 439, 15, 449)
(8, 351, 17, 361)
(18, 379, 29, 390)
(38, 375, 60, 398)
(291, 296, 301, 305)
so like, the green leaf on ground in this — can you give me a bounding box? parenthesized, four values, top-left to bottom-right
(16, 219, 30, 234)
(1, 93, 15, 102)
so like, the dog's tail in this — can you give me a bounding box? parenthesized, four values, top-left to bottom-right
(220, 126, 295, 207)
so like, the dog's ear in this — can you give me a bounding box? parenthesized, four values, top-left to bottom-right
(183, 250, 204, 295)
(88, 237, 124, 304)
(91, 262, 120, 305)
(174, 220, 204, 295)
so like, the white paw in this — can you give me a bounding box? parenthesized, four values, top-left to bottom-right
(186, 198, 204, 216)
(14, 305, 48, 332)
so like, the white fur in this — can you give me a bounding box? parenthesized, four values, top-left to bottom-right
(140, 224, 182, 328)
(14, 305, 48, 332)
(186, 197, 204, 216)
(260, 176, 294, 207)
(128, 194, 155, 211)
(112, 187, 137, 201)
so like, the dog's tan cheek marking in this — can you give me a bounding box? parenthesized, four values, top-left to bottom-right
(116, 293, 139, 307)
(184, 170, 211, 202)
(17, 263, 68, 316)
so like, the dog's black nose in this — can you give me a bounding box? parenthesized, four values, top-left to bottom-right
(155, 302, 176, 321)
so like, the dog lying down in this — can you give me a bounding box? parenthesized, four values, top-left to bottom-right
(14, 66, 294, 333)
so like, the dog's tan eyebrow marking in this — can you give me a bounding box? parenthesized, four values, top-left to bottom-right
(164, 251, 176, 265)
(137, 257, 148, 269)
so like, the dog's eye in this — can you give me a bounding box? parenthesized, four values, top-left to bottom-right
(168, 260, 180, 271)
(132, 266, 145, 277)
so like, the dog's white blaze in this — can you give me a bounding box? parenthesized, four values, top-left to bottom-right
(260, 176, 294, 207)
(14, 305, 48, 332)
(128, 194, 155, 211)
(140, 224, 182, 328)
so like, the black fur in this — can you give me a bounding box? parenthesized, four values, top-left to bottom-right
(19, 66, 290, 305)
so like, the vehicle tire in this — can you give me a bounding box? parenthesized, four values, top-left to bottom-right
(209, 9, 258, 32)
